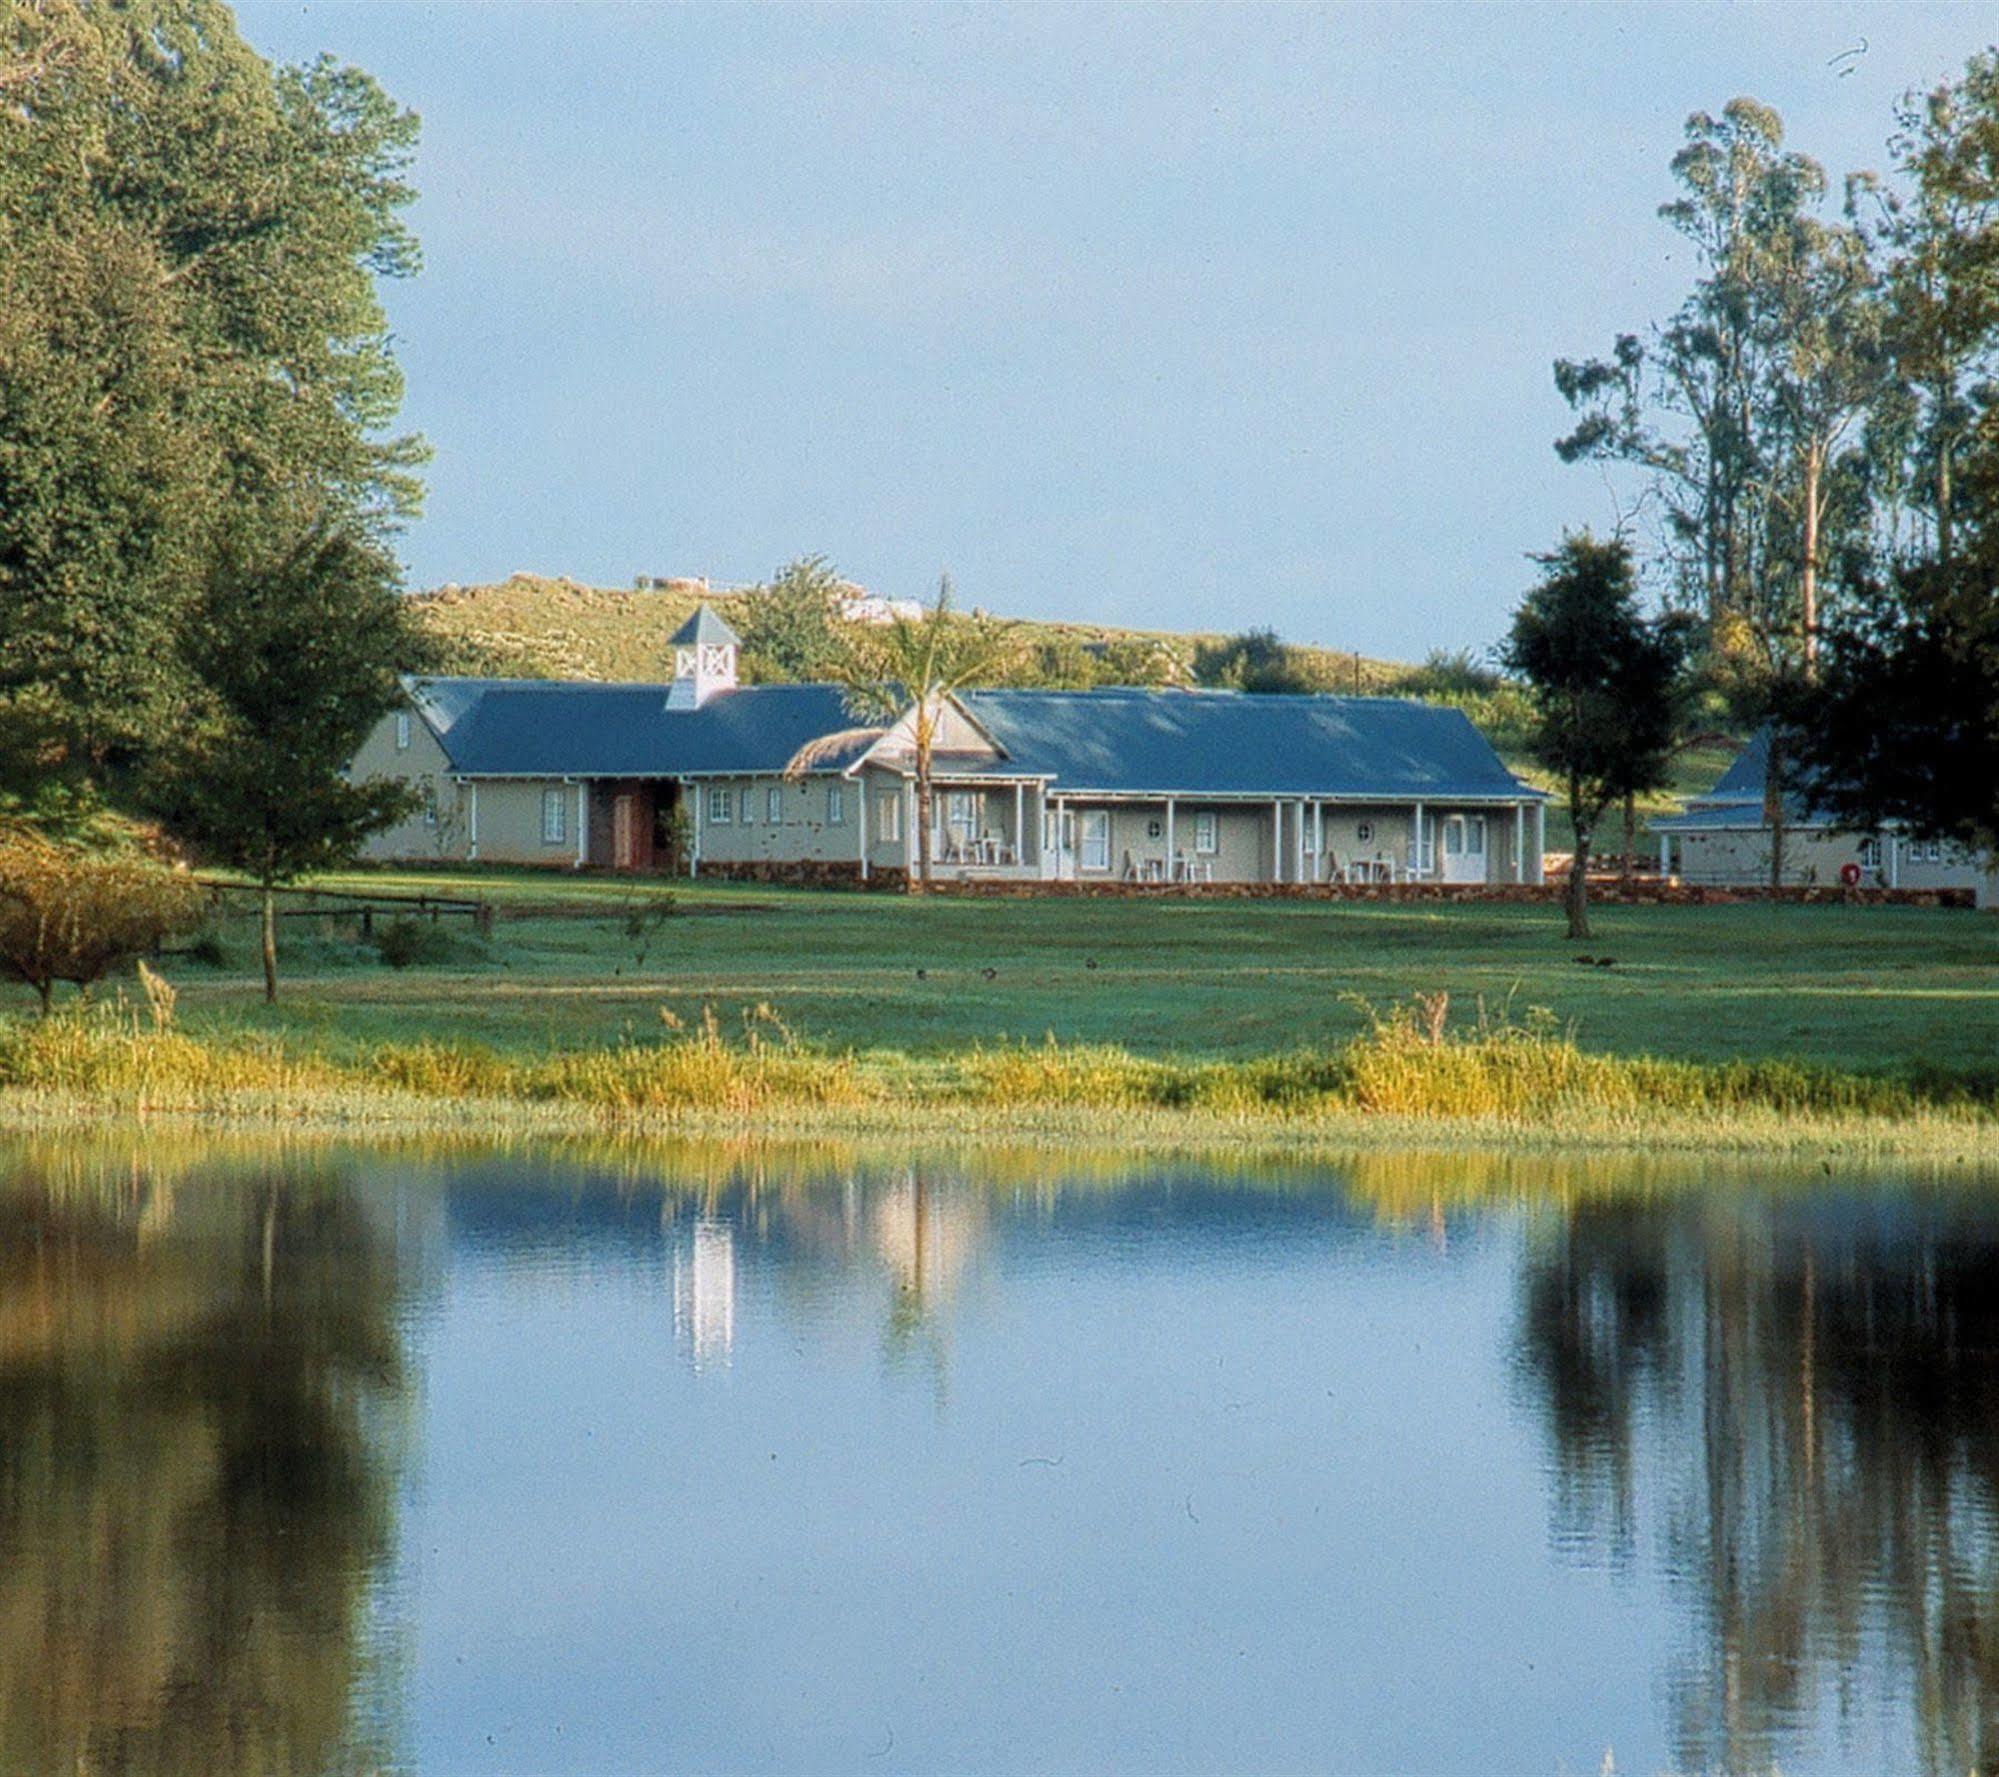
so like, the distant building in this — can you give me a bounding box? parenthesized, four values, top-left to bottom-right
(349, 604, 1547, 886)
(1653, 730, 1998, 904)
(836, 593, 926, 625)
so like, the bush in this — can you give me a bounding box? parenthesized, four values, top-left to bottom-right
(0, 829, 208, 1013)
(371, 916, 460, 969)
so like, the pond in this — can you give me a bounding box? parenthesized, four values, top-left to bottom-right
(2, 1134, 1997, 1775)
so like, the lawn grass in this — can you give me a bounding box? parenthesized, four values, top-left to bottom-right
(5, 869, 1993, 1153)
(110, 867, 1999, 1078)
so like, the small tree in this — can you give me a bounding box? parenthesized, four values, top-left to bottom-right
(735, 555, 851, 682)
(1501, 534, 1690, 940)
(155, 525, 417, 1001)
(0, 828, 206, 1014)
(821, 575, 1017, 892)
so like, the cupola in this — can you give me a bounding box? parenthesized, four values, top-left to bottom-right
(666, 605, 739, 710)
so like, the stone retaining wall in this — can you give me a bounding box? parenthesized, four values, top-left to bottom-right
(909, 877, 1977, 908)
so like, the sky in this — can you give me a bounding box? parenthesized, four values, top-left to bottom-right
(236, 3, 1994, 660)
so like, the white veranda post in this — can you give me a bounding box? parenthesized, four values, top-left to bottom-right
(858, 776, 869, 882)
(1164, 798, 1175, 878)
(576, 782, 587, 868)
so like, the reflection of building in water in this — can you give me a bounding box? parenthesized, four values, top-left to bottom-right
(872, 1172, 983, 1318)
(673, 1217, 736, 1368)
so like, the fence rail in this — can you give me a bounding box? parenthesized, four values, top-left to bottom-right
(193, 877, 494, 933)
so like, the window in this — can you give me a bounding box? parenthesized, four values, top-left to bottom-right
(1859, 837, 1882, 870)
(541, 787, 567, 845)
(422, 791, 437, 828)
(1923, 839, 1943, 863)
(395, 711, 412, 751)
(878, 792, 902, 842)
(768, 785, 784, 824)
(1303, 810, 1319, 855)
(707, 786, 732, 824)
(1081, 809, 1111, 871)
(1356, 820, 1374, 845)
(1195, 812, 1219, 856)
(946, 791, 977, 833)
(1146, 818, 1163, 840)
(740, 787, 755, 824)
(827, 784, 846, 824)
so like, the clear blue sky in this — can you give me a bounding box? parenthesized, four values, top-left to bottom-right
(238, 3, 1991, 659)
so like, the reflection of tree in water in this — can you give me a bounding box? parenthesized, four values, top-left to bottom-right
(1517, 1197, 1999, 1777)
(0, 1162, 405, 1776)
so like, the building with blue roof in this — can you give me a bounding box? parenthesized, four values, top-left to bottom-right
(1652, 729, 1995, 897)
(349, 606, 1547, 886)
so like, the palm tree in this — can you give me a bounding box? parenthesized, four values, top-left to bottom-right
(789, 575, 1018, 892)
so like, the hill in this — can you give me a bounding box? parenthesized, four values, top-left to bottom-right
(408, 573, 1414, 691)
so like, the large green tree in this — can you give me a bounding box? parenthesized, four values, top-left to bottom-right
(736, 555, 851, 682)
(153, 525, 417, 1001)
(0, 0, 422, 791)
(1500, 535, 1690, 941)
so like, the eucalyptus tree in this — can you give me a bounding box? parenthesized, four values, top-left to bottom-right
(1866, 52, 1999, 564)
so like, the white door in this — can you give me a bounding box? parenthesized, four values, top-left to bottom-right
(1080, 809, 1111, 873)
(1440, 814, 1486, 884)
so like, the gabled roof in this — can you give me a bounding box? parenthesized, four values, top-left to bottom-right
(405, 678, 867, 777)
(1651, 729, 1832, 833)
(956, 688, 1539, 799)
(669, 605, 740, 647)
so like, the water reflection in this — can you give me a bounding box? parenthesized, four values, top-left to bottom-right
(0, 1147, 409, 1775)
(0, 1135, 1996, 1773)
(1517, 1192, 1999, 1776)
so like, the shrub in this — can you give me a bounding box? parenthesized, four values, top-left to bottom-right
(0, 829, 207, 1013)
(371, 916, 460, 969)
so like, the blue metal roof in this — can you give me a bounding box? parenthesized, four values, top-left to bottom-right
(1652, 729, 1830, 832)
(401, 676, 1539, 799)
(957, 688, 1539, 799)
(407, 679, 868, 777)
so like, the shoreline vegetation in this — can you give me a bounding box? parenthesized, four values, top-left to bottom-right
(4, 997, 1995, 1159)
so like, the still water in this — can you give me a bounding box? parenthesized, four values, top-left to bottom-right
(4, 1136, 1999, 1775)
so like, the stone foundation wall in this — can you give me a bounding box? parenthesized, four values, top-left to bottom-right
(910, 878, 1977, 908)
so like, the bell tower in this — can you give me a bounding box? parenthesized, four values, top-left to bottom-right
(666, 605, 740, 710)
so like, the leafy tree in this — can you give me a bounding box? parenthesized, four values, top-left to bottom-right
(814, 575, 1018, 892)
(1192, 628, 1320, 694)
(1785, 551, 1999, 874)
(1500, 535, 1691, 940)
(153, 526, 417, 1001)
(1555, 102, 1824, 622)
(735, 555, 851, 682)
(0, 827, 205, 1013)
(0, 0, 422, 792)
(1867, 52, 1999, 563)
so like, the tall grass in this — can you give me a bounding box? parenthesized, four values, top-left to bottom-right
(0, 993, 1991, 1135)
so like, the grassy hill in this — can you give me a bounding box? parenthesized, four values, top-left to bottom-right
(406, 573, 1736, 848)
(409, 573, 1413, 690)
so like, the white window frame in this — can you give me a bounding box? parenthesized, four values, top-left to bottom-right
(740, 786, 755, 824)
(1080, 809, 1111, 872)
(767, 784, 784, 824)
(541, 787, 567, 845)
(827, 783, 846, 825)
(1858, 837, 1882, 870)
(878, 792, 902, 842)
(1195, 811, 1219, 856)
(707, 786, 732, 824)
(395, 710, 412, 751)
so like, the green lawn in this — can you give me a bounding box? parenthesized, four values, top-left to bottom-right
(96, 868, 1999, 1078)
